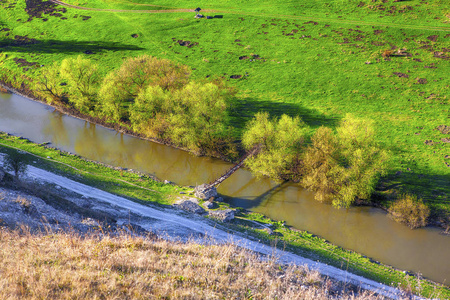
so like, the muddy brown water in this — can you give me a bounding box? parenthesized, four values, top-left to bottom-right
(0, 92, 449, 285)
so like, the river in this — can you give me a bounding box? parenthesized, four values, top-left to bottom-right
(0, 91, 449, 285)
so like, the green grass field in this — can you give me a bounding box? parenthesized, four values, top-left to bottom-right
(0, 0, 449, 218)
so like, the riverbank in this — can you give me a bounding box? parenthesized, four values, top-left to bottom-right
(1, 77, 449, 232)
(0, 78, 237, 161)
(0, 132, 449, 298)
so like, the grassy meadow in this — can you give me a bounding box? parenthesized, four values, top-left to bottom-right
(0, 1, 449, 213)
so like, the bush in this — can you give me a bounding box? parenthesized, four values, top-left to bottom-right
(389, 194, 430, 229)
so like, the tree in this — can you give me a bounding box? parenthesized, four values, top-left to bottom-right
(98, 55, 190, 122)
(170, 81, 230, 153)
(301, 126, 342, 202)
(60, 56, 100, 113)
(334, 114, 389, 207)
(302, 115, 389, 208)
(242, 112, 307, 181)
(130, 85, 173, 140)
(35, 62, 64, 104)
(4, 151, 28, 179)
(129, 81, 232, 154)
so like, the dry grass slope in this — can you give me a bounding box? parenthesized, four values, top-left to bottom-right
(0, 228, 386, 299)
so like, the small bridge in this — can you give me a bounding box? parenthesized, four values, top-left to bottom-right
(195, 144, 261, 199)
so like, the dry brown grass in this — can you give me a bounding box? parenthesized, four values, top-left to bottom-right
(381, 50, 393, 58)
(0, 228, 387, 299)
(13, 195, 31, 208)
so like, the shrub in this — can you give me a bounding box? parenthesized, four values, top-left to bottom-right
(389, 194, 430, 229)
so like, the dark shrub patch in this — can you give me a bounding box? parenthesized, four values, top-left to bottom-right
(389, 194, 430, 229)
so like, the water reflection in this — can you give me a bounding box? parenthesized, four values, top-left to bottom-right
(0, 92, 449, 285)
(43, 112, 70, 146)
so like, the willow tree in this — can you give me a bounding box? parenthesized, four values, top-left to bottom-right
(130, 81, 232, 154)
(130, 85, 174, 141)
(242, 112, 307, 181)
(35, 62, 64, 105)
(4, 151, 28, 179)
(302, 115, 389, 208)
(60, 56, 100, 113)
(98, 55, 190, 122)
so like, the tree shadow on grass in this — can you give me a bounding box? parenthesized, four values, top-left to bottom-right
(228, 97, 339, 133)
(379, 171, 450, 199)
(376, 168, 450, 224)
(0, 38, 144, 54)
(376, 142, 450, 202)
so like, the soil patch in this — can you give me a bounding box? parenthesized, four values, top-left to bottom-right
(416, 78, 427, 84)
(239, 54, 261, 60)
(433, 52, 448, 59)
(393, 72, 408, 78)
(13, 58, 39, 68)
(25, 0, 67, 21)
(436, 125, 450, 135)
(427, 35, 438, 42)
(13, 35, 39, 46)
(176, 40, 198, 48)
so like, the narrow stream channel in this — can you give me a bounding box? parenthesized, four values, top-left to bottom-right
(1, 91, 449, 285)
